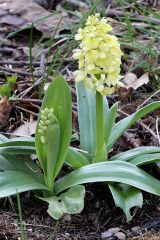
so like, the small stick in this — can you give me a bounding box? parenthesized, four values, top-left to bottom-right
(156, 117, 160, 145)
(0, 47, 15, 54)
(138, 90, 160, 109)
(40, 53, 45, 75)
(10, 98, 42, 103)
(0, 66, 54, 81)
(16, 106, 39, 116)
(0, 60, 40, 67)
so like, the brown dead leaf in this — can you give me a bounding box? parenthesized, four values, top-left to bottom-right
(123, 72, 149, 90)
(0, 0, 74, 37)
(123, 73, 137, 86)
(0, 97, 11, 129)
(133, 73, 149, 89)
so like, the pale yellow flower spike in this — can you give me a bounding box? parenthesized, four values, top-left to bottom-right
(73, 14, 123, 96)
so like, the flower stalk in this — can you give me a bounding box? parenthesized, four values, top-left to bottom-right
(96, 91, 104, 153)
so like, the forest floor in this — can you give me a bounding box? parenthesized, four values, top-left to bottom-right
(0, 0, 160, 239)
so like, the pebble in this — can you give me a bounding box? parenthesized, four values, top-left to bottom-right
(95, 201, 100, 208)
(114, 232, 126, 240)
(101, 231, 113, 239)
(108, 227, 120, 234)
(63, 214, 72, 222)
(131, 226, 140, 233)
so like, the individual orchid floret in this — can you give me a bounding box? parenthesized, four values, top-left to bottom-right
(73, 13, 123, 96)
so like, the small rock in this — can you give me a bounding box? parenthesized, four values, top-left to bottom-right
(114, 232, 126, 240)
(88, 213, 96, 221)
(65, 232, 70, 236)
(95, 201, 100, 208)
(131, 226, 140, 233)
(63, 214, 71, 222)
(101, 231, 113, 239)
(108, 227, 120, 234)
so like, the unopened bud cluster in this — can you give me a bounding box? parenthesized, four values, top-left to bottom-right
(38, 107, 54, 144)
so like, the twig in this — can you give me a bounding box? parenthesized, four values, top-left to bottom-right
(16, 106, 39, 116)
(10, 98, 42, 103)
(138, 90, 160, 109)
(156, 118, 160, 146)
(40, 53, 45, 75)
(0, 60, 40, 67)
(21, 222, 54, 230)
(63, 0, 88, 8)
(0, 66, 54, 81)
(0, 47, 15, 54)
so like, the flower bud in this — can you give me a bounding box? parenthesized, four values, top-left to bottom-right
(38, 107, 55, 144)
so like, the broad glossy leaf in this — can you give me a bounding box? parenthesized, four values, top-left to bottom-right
(130, 153, 160, 166)
(0, 137, 35, 147)
(107, 102, 160, 151)
(41, 185, 85, 220)
(0, 136, 90, 170)
(0, 171, 48, 198)
(104, 102, 118, 146)
(66, 147, 89, 168)
(36, 75, 72, 178)
(54, 161, 160, 196)
(109, 184, 143, 222)
(0, 137, 35, 155)
(46, 120, 60, 189)
(76, 81, 108, 156)
(0, 155, 14, 171)
(0, 153, 43, 181)
(0, 134, 8, 142)
(110, 146, 160, 162)
(0, 146, 35, 155)
(93, 142, 107, 163)
(0, 136, 41, 178)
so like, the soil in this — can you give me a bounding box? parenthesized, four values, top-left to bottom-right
(0, 186, 160, 239)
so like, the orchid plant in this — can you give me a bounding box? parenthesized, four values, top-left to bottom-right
(0, 14, 160, 222)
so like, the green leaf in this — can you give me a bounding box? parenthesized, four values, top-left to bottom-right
(0, 146, 35, 155)
(76, 81, 108, 156)
(66, 147, 89, 168)
(1, 153, 43, 181)
(93, 142, 107, 163)
(6, 74, 17, 85)
(0, 137, 90, 170)
(110, 146, 160, 162)
(0, 137, 35, 147)
(109, 184, 143, 222)
(0, 171, 48, 198)
(41, 185, 85, 220)
(107, 102, 160, 151)
(0, 136, 42, 180)
(129, 153, 160, 166)
(54, 161, 160, 196)
(0, 134, 8, 143)
(36, 75, 72, 179)
(0, 155, 15, 171)
(36, 109, 61, 189)
(46, 119, 60, 189)
(104, 102, 118, 146)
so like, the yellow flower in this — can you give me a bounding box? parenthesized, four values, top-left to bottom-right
(73, 13, 123, 96)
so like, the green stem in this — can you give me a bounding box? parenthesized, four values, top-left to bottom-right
(96, 91, 104, 154)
